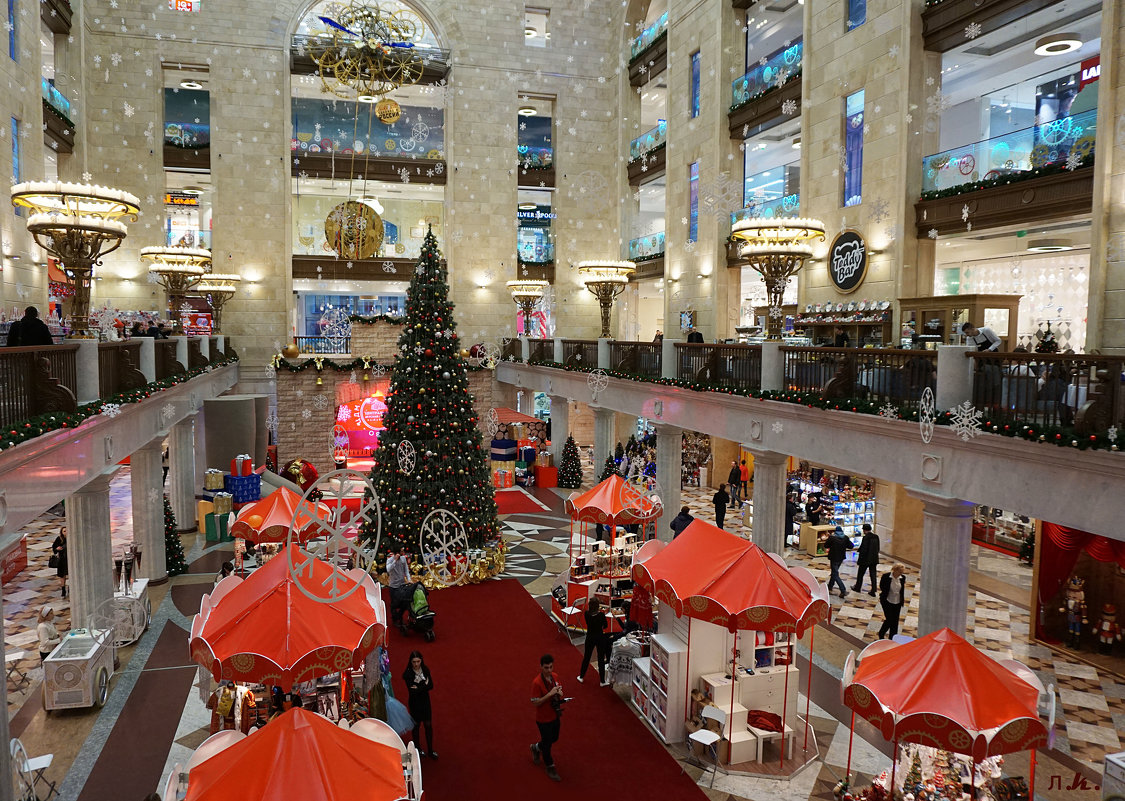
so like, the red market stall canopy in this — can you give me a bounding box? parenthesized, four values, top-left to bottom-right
(189, 544, 385, 688)
(631, 520, 828, 634)
(564, 473, 662, 525)
(229, 487, 332, 544)
(842, 627, 1051, 759)
(183, 708, 408, 801)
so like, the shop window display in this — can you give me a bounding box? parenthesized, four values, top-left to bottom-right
(292, 97, 444, 159)
(791, 464, 875, 550)
(164, 88, 210, 149)
(517, 113, 552, 169)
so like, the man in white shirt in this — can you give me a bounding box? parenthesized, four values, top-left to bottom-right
(387, 547, 411, 629)
(961, 322, 1001, 352)
(962, 322, 1003, 409)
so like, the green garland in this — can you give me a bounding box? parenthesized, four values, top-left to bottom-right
(348, 314, 407, 325)
(0, 354, 239, 452)
(526, 359, 1123, 454)
(275, 356, 487, 373)
(919, 154, 1093, 201)
(728, 70, 802, 114)
(633, 252, 665, 264)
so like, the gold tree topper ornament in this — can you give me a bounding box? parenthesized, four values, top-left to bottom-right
(310, 2, 427, 100)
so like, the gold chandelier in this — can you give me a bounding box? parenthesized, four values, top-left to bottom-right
(141, 246, 212, 335)
(506, 279, 549, 337)
(195, 273, 242, 334)
(730, 217, 825, 340)
(310, 2, 428, 100)
(11, 181, 140, 338)
(576, 261, 635, 338)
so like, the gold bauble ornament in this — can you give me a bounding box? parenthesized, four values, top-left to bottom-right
(282, 343, 300, 358)
(375, 99, 401, 124)
(460, 349, 470, 357)
(324, 200, 384, 260)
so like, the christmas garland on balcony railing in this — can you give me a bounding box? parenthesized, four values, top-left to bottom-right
(348, 314, 406, 325)
(0, 354, 239, 452)
(274, 355, 487, 373)
(919, 153, 1094, 201)
(524, 359, 1123, 453)
(728, 70, 802, 114)
(633, 251, 665, 264)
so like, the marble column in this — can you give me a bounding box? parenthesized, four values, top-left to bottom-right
(169, 414, 198, 534)
(66, 472, 116, 629)
(747, 449, 788, 555)
(654, 423, 683, 542)
(592, 407, 616, 476)
(131, 438, 167, 584)
(549, 395, 570, 466)
(907, 487, 974, 637)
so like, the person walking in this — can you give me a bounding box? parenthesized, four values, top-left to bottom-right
(403, 650, 437, 759)
(739, 460, 751, 503)
(576, 597, 611, 686)
(852, 524, 880, 596)
(37, 606, 60, 661)
(530, 653, 564, 782)
(161, 445, 170, 486)
(878, 564, 907, 639)
(784, 492, 799, 546)
(52, 527, 68, 597)
(7, 306, 54, 347)
(669, 506, 694, 539)
(712, 483, 730, 530)
(727, 461, 742, 503)
(825, 525, 851, 598)
(386, 546, 411, 631)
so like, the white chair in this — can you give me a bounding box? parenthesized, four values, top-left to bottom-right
(686, 706, 727, 788)
(6, 651, 29, 690)
(351, 717, 407, 754)
(10, 737, 57, 801)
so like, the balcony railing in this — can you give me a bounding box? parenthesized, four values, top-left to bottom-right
(528, 338, 552, 362)
(502, 338, 521, 363)
(518, 145, 553, 170)
(561, 339, 598, 368)
(629, 121, 667, 162)
(731, 41, 802, 109)
(921, 108, 1097, 195)
(609, 342, 662, 379)
(155, 339, 185, 380)
(731, 193, 800, 224)
(0, 344, 79, 429)
(296, 336, 351, 355)
(676, 343, 763, 388)
(628, 231, 665, 262)
(782, 347, 937, 412)
(97, 340, 144, 398)
(630, 12, 668, 60)
(41, 77, 73, 123)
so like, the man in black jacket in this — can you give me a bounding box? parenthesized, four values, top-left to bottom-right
(6, 306, 54, 346)
(852, 524, 879, 596)
(825, 526, 851, 598)
(669, 506, 694, 538)
(686, 328, 704, 343)
(727, 460, 742, 503)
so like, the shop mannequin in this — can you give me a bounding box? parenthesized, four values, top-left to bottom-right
(1060, 575, 1088, 650)
(1096, 604, 1121, 655)
(206, 681, 238, 734)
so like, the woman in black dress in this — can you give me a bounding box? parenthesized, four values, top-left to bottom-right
(52, 527, 68, 598)
(403, 650, 436, 759)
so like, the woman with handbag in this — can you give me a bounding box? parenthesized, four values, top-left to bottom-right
(50, 527, 68, 598)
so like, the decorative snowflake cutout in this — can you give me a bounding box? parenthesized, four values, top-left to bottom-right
(264, 365, 276, 379)
(587, 369, 609, 402)
(781, 98, 798, 116)
(1108, 426, 1118, 443)
(1065, 151, 1082, 172)
(868, 198, 890, 224)
(418, 508, 470, 587)
(101, 403, 122, 418)
(382, 261, 396, 273)
(928, 228, 939, 240)
(771, 421, 784, 434)
(878, 403, 899, 420)
(397, 439, 416, 475)
(948, 400, 982, 442)
(146, 487, 161, 505)
(266, 412, 279, 432)
(961, 204, 970, 222)
(336, 405, 352, 423)
(964, 22, 982, 39)
(919, 387, 936, 444)
(162, 402, 176, 421)
(301, 408, 312, 420)
(311, 394, 331, 411)
(349, 370, 357, 384)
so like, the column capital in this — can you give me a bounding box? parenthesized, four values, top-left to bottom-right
(74, 469, 118, 496)
(651, 421, 683, 435)
(905, 486, 975, 517)
(590, 406, 616, 418)
(135, 437, 164, 454)
(746, 448, 788, 466)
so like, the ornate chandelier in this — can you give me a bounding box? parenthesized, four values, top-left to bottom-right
(576, 261, 635, 338)
(506, 279, 549, 337)
(730, 218, 825, 340)
(309, 2, 427, 100)
(195, 273, 242, 334)
(10, 181, 140, 338)
(141, 246, 212, 335)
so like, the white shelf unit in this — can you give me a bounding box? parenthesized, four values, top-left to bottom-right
(749, 631, 795, 671)
(631, 656, 651, 721)
(647, 632, 687, 744)
(700, 664, 800, 764)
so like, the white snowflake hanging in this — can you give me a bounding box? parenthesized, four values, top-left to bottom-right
(869, 198, 890, 224)
(336, 405, 352, 423)
(1065, 151, 1082, 172)
(878, 403, 899, 420)
(948, 400, 982, 442)
(382, 261, 396, 273)
(397, 440, 417, 475)
(162, 402, 176, 421)
(349, 370, 358, 384)
(101, 403, 122, 418)
(587, 369, 609, 402)
(771, 421, 784, 434)
(1108, 426, 1118, 443)
(781, 98, 798, 116)
(311, 394, 331, 411)
(964, 22, 982, 39)
(301, 408, 312, 420)
(919, 387, 936, 444)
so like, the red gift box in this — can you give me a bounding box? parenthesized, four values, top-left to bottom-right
(534, 466, 557, 488)
(231, 456, 253, 476)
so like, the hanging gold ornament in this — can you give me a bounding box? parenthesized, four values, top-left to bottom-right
(375, 98, 401, 124)
(309, 2, 427, 100)
(324, 200, 384, 260)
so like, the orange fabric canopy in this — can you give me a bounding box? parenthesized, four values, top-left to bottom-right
(564, 473, 661, 525)
(185, 708, 407, 801)
(188, 544, 385, 688)
(230, 487, 332, 544)
(843, 628, 1049, 758)
(631, 519, 829, 634)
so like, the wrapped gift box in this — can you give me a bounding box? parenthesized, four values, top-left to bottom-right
(489, 439, 517, 461)
(212, 492, 233, 515)
(518, 447, 537, 464)
(491, 459, 516, 473)
(536, 452, 554, 467)
(203, 469, 225, 490)
(509, 423, 526, 440)
(535, 465, 557, 488)
(197, 500, 214, 533)
(230, 454, 254, 477)
(223, 473, 261, 504)
(205, 511, 234, 543)
(492, 470, 514, 488)
(517, 438, 536, 449)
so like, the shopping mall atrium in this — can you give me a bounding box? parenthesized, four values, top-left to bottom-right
(0, 0, 1122, 798)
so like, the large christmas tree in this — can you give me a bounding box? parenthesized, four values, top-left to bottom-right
(164, 495, 187, 576)
(364, 228, 499, 557)
(558, 436, 583, 488)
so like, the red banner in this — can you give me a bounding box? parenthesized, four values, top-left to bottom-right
(0, 536, 28, 585)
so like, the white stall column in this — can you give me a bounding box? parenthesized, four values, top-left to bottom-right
(169, 414, 198, 533)
(654, 423, 683, 542)
(592, 407, 616, 476)
(548, 395, 570, 466)
(66, 471, 116, 629)
(131, 438, 167, 584)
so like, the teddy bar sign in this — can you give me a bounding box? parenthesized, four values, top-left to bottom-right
(828, 230, 868, 294)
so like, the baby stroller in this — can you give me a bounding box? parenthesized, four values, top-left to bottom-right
(401, 581, 436, 642)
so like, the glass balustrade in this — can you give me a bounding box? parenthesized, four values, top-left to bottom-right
(731, 41, 803, 108)
(292, 97, 445, 159)
(629, 121, 667, 161)
(731, 194, 800, 224)
(41, 78, 73, 122)
(921, 108, 1096, 194)
(630, 11, 668, 60)
(628, 231, 665, 261)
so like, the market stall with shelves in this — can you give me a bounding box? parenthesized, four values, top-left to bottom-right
(792, 464, 876, 550)
(792, 303, 893, 347)
(973, 506, 1035, 559)
(898, 293, 1021, 350)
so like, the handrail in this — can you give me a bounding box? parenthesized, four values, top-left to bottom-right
(561, 339, 598, 368)
(0, 344, 80, 429)
(629, 11, 668, 60)
(629, 121, 667, 162)
(731, 41, 802, 108)
(627, 231, 665, 261)
(41, 77, 74, 122)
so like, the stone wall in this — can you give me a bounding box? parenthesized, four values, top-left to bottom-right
(351, 321, 406, 362)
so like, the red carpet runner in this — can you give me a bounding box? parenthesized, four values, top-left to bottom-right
(387, 579, 709, 801)
(494, 487, 553, 516)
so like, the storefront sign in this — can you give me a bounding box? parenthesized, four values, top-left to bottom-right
(164, 192, 199, 206)
(181, 312, 212, 335)
(169, 0, 201, 10)
(0, 535, 27, 586)
(828, 230, 868, 294)
(1080, 56, 1100, 90)
(517, 207, 557, 223)
(356, 395, 387, 431)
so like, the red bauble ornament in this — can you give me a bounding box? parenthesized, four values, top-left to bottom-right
(425, 349, 433, 357)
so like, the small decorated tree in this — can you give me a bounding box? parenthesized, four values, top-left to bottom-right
(599, 456, 619, 482)
(614, 442, 625, 463)
(164, 495, 187, 576)
(557, 436, 583, 488)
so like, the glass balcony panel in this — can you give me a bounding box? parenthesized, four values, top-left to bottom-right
(627, 231, 665, 261)
(629, 120, 667, 161)
(731, 41, 802, 108)
(731, 194, 800, 224)
(630, 11, 668, 60)
(292, 97, 445, 159)
(41, 78, 73, 122)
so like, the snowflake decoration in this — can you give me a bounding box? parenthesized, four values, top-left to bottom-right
(878, 403, 899, 420)
(311, 394, 331, 411)
(961, 204, 970, 222)
(123, 102, 134, 117)
(162, 402, 176, 421)
(948, 400, 983, 442)
(336, 405, 352, 423)
(146, 487, 161, 505)
(397, 439, 416, 475)
(587, 369, 609, 402)
(1109, 426, 1118, 443)
(919, 387, 936, 444)
(266, 412, 279, 432)
(82, 171, 92, 181)
(1065, 151, 1082, 172)
(301, 408, 312, 420)
(699, 172, 743, 220)
(319, 308, 351, 345)
(101, 403, 122, 418)
(349, 370, 357, 384)
(382, 261, 396, 273)
(964, 22, 982, 39)
(888, 44, 899, 58)
(418, 508, 470, 587)
(928, 228, 939, 240)
(771, 421, 784, 434)
(781, 98, 798, 116)
(868, 198, 890, 224)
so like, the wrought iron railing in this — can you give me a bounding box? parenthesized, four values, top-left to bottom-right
(0, 344, 79, 429)
(676, 343, 762, 389)
(609, 342, 662, 379)
(561, 339, 598, 368)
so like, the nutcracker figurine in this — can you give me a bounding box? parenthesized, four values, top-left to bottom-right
(1096, 603, 1121, 655)
(1060, 575, 1088, 650)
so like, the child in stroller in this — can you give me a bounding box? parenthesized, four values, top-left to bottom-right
(400, 581, 436, 641)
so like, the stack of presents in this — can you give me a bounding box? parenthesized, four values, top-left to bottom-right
(198, 454, 262, 542)
(490, 422, 558, 489)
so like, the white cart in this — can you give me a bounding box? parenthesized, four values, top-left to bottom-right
(43, 629, 114, 711)
(113, 577, 152, 646)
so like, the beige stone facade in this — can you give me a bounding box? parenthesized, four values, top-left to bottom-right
(349, 319, 406, 361)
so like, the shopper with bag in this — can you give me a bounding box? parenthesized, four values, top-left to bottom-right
(50, 527, 68, 597)
(403, 650, 437, 759)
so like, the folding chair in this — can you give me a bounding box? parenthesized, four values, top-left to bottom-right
(685, 706, 727, 788)
(6, 651, 29, 691)
(11, 738, 57, 801)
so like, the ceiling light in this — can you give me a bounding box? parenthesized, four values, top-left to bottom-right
(179, 80, 203, 90)
(525, 26, 537, 37)
(1034, 33, 1082, 56)
(518, 106, 536, 116)
(1027, 237, 1073, 252)
(180, 186, 203, 195)
(791, 137, 801, 149)
(518, 202, 537, 210)
(357, 95, 378, 104)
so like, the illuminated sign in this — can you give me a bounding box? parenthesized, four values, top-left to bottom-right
(164, 192, 199, 206)
(356, 395, 387, 431)
(828, 230, 867, 294)
(1080, 56, 1100, 90)
(170, 0, 201, 10)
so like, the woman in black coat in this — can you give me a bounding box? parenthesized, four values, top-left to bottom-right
(52, 527, 68, 597)
(878, 564, 907, 639)
(403, 650, 436, 758)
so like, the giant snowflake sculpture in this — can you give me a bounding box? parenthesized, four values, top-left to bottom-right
(948, 400, 983, 442)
